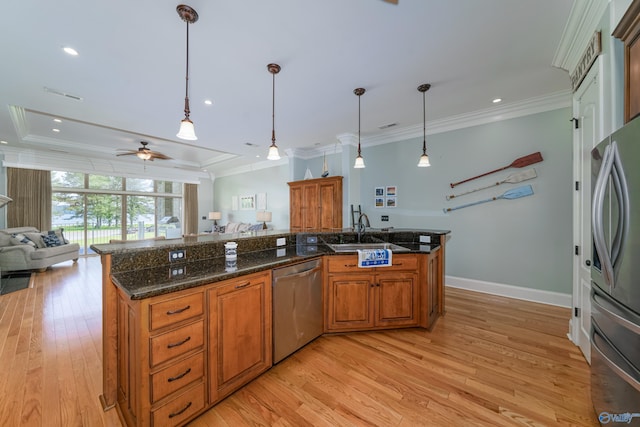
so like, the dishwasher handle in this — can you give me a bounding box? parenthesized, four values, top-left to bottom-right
(276, 265, 321, 280)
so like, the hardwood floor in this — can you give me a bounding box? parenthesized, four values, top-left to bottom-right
(0, 257, 598, 426)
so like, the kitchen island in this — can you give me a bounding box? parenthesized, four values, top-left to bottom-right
(92, 228, 448, 427)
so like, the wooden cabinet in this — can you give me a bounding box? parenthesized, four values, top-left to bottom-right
(613, 0, 640, 123)
(288, 176, 342, 231)
(117, 287, 206, 427)
(208, 271, 272, 403)
(325, 254, 419, 332)
(114, 271, 272, 427)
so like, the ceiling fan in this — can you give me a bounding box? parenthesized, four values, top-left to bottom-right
(116, 141, 172, 161)
(383, 0, 398, 4)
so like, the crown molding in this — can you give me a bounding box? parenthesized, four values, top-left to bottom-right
(0, 146, 209, 184)
(552, 0, 609, 72)
(361, 90, 572, 148)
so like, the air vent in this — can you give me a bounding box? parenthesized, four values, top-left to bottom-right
(43, 87, 83, 101)
(245, 142, 258, 147)
(378, 123, 397, 130)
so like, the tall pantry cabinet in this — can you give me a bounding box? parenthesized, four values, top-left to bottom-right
(288, 176, 342, 231)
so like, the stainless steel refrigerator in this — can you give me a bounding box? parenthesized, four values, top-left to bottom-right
(591, 116, 640, 425)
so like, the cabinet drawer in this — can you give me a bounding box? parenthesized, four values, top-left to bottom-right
(150, 320, 204, 367)
(326, 255, 359, 272)
(152, 382, 205, 427)
(150, 292, 204, 331)
(326, 254, 418, 272)
(151, 352, 204, 403)
(383, 254, 418, 271)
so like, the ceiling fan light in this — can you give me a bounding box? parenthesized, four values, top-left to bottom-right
(267, 143, 281, 160)
(354, 155, 365, 169)
(417, 153, 430, 167)
(137, 151, 152, 161)
(177, 118, 197, 140)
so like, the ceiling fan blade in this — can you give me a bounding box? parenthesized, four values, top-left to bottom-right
(116, 151, 138, 157)
(383, 0, 398, 4)
(150, 152, 173, 160)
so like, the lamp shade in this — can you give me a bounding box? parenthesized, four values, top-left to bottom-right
(0, 195, 12, 208)
(417, 154, 431, 167)
(208, 211, 222, 220)
(256, 211, 272, 222)
(353, 155, 365, 169)
(267, 144, 280, 160)
(177, 119, 197, 140)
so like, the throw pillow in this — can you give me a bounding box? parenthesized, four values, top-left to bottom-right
(42, 230, 63, 247)
(11, 233, 37, 247)
(24, 232, 46, 248)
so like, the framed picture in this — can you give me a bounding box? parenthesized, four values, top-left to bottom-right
(256, 193, 267, 210)
(386, 185, 397, 196)
(240, 194, 256, 210)
(375, 197, 385, 208)
(386, 196, 397, 208)
(375, 187, 385, 197)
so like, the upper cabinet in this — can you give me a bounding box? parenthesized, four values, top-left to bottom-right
(613, 0, 640, 123)
(288, 176, 343, 231)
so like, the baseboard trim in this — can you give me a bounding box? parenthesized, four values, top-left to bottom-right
(445, 275, 572, 308)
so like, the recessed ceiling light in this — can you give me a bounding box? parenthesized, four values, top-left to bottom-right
(52, 128, 60, 133)
(204, 99, 212, 105)
(63, 46, 78, 56)
(53, 118, 62, 123)
(492, 98, 502, 104)
(0, 140, 8, 144)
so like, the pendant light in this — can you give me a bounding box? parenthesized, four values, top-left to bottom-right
(267, 63, 281, 160)
(176, 5, 198, 141)
(417, 83, 431, 167)
(353, 88, 366, 169)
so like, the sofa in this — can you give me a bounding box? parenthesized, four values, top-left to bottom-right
(0, 227, 80, 272)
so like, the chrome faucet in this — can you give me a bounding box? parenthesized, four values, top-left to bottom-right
(356, 213, 370, 243)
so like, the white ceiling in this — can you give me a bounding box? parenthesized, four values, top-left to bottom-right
(0, 0, 575, 175)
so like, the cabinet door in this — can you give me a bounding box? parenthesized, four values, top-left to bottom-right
(375, 272, 419, 327)
(426, 250, 441, 327)
(326, 274, 374, 331)
(289, 185, 303, 231)
(318, 180, 342, 230)
(208, 272, 272, 403)
(302, 183, 319, 230)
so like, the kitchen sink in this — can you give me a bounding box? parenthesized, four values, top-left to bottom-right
(327, 242, 411, 253)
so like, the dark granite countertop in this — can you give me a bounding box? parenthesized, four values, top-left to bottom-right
(102, 228, 448, 300)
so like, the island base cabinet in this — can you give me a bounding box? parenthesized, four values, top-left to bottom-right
(325, 256, 420, 332)
(208, 271, 272, 404)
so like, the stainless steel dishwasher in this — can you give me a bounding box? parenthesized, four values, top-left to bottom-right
(272, 258, 323, 363)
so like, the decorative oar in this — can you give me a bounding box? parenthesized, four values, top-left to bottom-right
(443, 185, 534, 213)
(446, 168, 537, 200)
(449, 152, 543, 188)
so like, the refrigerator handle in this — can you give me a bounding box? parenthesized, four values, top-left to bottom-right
(592, 321, 640, 393)
(592, 144, 615, 288)
(609, 141, 630, 285)
(592, 288, 640, 335)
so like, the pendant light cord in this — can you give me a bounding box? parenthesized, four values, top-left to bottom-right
(183, 20, 191, 119)
(358, 93, 361, 156)
(272, 70, 276, 145)
(422, 89, 426, 155)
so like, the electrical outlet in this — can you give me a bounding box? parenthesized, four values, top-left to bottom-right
(169, 250, 186, 262)
(276, 237, 286, 247)
(419, 235, 431, 243)
(381, 215, 389, 222)
(169, 266, 186, 277)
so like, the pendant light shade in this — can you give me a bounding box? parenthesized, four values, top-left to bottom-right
(353, 87, 366, 169)
(267, 63, 281, 160)
(417, 83, 431, 167)
(176, 5, 198, 141)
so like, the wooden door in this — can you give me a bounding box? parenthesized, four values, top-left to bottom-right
(208, 272, 272, 403)
(302, 183, 319, 230)
(289, 185, 303, 231)
(318, 178, 342, 230)
(326, 274, 373, 331)
(375, 272, 419, 327)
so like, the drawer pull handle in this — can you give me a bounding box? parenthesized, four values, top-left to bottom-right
(166, 305, 191, 315)
(167, 336, 191, 349)
(234, 281, 251, 289)
(168, 401, 192, 418)
(167, 368, 192, 382)
(345, 264, 357, 268)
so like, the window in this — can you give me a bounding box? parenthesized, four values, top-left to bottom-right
(52, 172, 183, 254)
